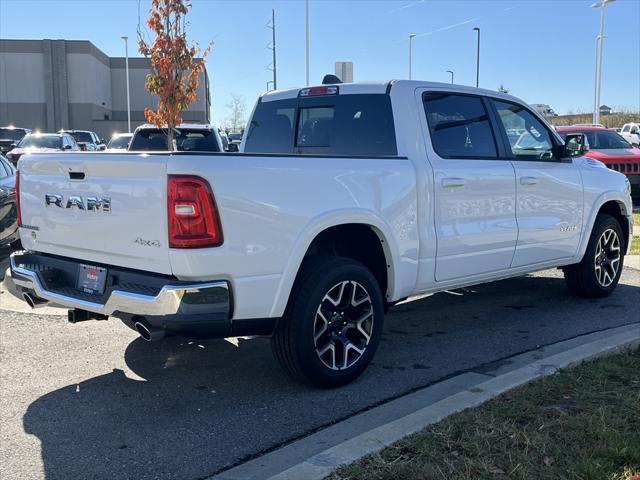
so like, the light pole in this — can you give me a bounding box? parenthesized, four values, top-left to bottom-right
(121, 36, 131, 133)
(592, 0, 616, 124)
(305, 0, 310, 86)
(473, 27, 480, 88)
(267, 80, 274, 91)
(408, 33, 416, 80)
(446, 70, 454, 84)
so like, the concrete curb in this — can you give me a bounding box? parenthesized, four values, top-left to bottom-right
(213, 323, 640, 480)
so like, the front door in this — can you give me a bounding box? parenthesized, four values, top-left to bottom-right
(422, 92, 518, 281)
(490, 100, 583, 267)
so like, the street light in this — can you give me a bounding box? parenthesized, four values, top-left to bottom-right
(473, 27, 480, 88)
(267, 80, 274, 92)
(408, 33, 416, 80)
(446, 70, 454, 84)
(121, 36, 131, 133)
(592, 0, 616, 124)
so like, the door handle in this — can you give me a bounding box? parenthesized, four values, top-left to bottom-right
(441, 177, 466, 188)
(520, 176, 538, 186)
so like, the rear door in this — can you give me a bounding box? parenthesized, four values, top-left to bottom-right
(490, 99, 583, 267)
(421, 91, 518, 281)
(18, 153, 172, 274)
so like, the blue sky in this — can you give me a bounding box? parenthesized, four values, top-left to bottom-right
(1, 0, 639, 124)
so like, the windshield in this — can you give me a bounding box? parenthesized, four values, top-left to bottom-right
(129, 128, 220, 152)
(68, 131, 93, 143)
(228, 133, 243, 141)
(107, 135, 132, 149)
(0, 128, 28, 142)
(559, 130, 631, 150)
(18, 134, 62, 149)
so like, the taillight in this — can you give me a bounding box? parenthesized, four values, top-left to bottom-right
(167, 175, 223, 248)
(15, 170, 21, 227)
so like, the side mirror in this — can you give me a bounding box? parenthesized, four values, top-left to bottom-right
(63, 144, 73, 150)
(563, 133, 588, 157)
(9, 143, 17, 150)
(227, 143, 239, 152)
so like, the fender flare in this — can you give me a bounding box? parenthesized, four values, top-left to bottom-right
(577, 191, 631, 259)
(268, 209, 405, 318)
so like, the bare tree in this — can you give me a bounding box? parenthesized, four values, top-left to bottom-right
(225, 94, 247, 132)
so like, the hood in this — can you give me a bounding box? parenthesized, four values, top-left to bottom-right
(585, 148, 640, 163)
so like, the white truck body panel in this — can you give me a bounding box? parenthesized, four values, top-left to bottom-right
(15, 81, 633, 323)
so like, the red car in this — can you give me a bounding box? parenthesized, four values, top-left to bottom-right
(556, 125, 640, 201)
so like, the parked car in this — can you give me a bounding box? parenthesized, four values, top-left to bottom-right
(128, 124, 223, 152)
(61, 130, 106, 151)
(0, 154, 19, 248)
(6, 132, 79, 166)
(106, 133, 133, 151)
(620, 123, 640, 147)
(556, 125, 640, 201)
(7, 80, 633, 387)
(0, 126, 31, 155)
(228, 132, 243, 145)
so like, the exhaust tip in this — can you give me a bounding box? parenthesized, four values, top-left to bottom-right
(134, 321, 165, 342)
(23, 292, 46, 309)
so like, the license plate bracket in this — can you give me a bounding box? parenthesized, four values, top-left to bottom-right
(77, 264, 107, 295)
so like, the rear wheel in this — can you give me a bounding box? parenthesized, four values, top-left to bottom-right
(272, 256, 384, 388)
(564, 214, 624, 298)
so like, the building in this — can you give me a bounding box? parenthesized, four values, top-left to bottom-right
(599, 104, 613, 116)
(0, 39, 210, 138)
(334, 61, 354, 83)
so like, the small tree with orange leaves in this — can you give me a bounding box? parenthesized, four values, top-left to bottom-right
(138, 0, 211, 150)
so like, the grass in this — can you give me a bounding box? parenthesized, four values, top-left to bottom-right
(632, 213, 640, 255)
(330, 350, 640, 480)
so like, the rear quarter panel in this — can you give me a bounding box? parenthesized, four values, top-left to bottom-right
(166, 154, 419, 319)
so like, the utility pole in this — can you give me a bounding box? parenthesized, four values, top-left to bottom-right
(271, 9, 277, 89)
(592, 0, 616, 124)
(446, 70, 454, 84)
(408, 33, 416, 80)
(305, 0, 310, 85)
(473, 27, 480, 88)
(121, 36, 131, 133)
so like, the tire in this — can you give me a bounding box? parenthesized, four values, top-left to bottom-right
(564, 214, 625, 298)
(272, 256, 384, 388)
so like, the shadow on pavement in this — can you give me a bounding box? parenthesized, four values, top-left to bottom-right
(20, 272, 640, 480)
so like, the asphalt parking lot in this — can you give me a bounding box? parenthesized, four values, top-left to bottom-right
(0, 249, 638, 480)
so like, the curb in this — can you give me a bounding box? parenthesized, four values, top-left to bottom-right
(213, 323, 640, 480)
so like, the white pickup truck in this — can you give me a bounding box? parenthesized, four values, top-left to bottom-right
(7, 80, 633, 387)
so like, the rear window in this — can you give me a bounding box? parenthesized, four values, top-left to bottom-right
(558, 129, 631, 150)
(67, 131, 93, 143)
(244, 94, 397, 156)
(18, 134, 62, 149)
(129, 128, 220, 152)
(0, 128, 28, 142)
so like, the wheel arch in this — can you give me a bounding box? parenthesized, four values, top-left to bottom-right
(578, 193, 631, 259)
(268, 210, 404, 318)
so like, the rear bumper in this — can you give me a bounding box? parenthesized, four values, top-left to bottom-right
(7, 251, 277, 338)
(8, 252, 230, 317)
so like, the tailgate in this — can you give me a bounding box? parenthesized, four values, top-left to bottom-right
(18, 153, 172, 275)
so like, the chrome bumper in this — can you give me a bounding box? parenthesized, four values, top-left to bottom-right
(7, 253, 230, 317)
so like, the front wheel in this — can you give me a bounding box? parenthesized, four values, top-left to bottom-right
(564, 214, 625, 298)
(272, 256, 384, 388)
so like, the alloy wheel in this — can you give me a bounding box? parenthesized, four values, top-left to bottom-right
(313, 280, 374, 371)
(594, 228, 621, 288)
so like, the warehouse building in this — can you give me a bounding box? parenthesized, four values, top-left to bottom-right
(0, 39, 211, 138)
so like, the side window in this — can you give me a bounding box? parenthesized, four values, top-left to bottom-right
(0, 158, 9, 177)
(622, 125, 630, 133)
(493, 100, 555, 161)
(423, 93, 498, 159)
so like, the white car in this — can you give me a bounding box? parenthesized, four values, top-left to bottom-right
(128, 123, 224, 152)
(620, 123, 640, 147)
(8, 80, 634, 387)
